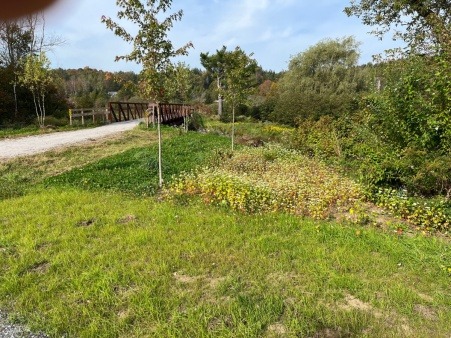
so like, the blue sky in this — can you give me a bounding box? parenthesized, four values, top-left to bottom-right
(44, 0, 403, 73)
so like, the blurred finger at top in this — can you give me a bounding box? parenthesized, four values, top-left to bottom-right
(0, 0, 60, 20)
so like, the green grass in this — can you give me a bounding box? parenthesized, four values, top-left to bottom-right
(1, 125, 216, 200)
(0, 188, 449, 337)
(0, 125, 40, 138)
(44, 131, 231, 196)
(0, 126, 162, 200)
(0, 124, 450, 337)
(205, 119, 294, 146)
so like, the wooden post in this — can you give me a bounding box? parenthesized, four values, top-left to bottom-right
(69, 109, 72, 126)
(81, 110, 85, 125)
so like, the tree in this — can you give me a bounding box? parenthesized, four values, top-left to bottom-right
(1, 20, 32, 117)
(165, 61, 192, 103)
(167, 62, 192, 131)
(345, 2, 451, 196)
(102, 0, 192, 188)
(0, 20, 31, 68)
(0, 13, 63, 120)
(18, 52, 53, 127)
(274, 37, 362, 125)
(200, 46, 228, 115)
(222, 47, 258, 151)
(344, 0, 451, 56)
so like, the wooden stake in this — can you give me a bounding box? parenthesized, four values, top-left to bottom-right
(157, 103, 163, 188)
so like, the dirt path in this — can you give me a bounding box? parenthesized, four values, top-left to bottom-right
(0, 120, 141, 160)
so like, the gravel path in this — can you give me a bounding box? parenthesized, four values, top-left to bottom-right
(0, 120, 141, 160)
(0, 310, 48, 338)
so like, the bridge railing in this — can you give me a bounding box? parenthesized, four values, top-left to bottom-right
(69, 102, 194, 126)
(108, 102, 148, 122)
(146, 103, 194, 125)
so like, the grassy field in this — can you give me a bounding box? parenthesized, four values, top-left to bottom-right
(0, 124, 450, 337)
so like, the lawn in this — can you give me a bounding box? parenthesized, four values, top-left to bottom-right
(0, 125, 449, 337)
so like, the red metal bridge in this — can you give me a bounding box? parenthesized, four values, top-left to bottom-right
(108, 102, 193, 124)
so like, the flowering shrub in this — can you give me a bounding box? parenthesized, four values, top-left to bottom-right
(166, 145, 363, 219)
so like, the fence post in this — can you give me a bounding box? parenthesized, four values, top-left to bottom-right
(81, 110, 85, 125)
(69, 109, 72, 126)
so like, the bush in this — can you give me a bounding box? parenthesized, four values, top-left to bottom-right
(289, 116, 342, 160)
(372, 188, 450, 232)
(44, 115, 69, 127)
(187, 112, 205, 131)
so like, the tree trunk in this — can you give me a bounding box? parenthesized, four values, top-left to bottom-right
(13, 80, 18, 118)
(36, 89, 44, 127)
(41, 91, 46, 126)
(157, 103, 163, 188)
(31, 91, 41, 127)
(218, 94, 223, 116)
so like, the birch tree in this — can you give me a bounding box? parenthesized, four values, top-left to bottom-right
(102, 0, 192, 188)
(200, 46, 227, 115)
(17, 52, 52, 127)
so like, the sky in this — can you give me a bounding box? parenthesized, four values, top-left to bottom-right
(43, 0, 403, 73)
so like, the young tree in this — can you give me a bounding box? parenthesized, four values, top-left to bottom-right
(164, 61, 192, 104)
(102, 0, 192, 188)
(222, 47, 258, 151)
(169, 62, 192, 131)
(18, 52, 52, 127)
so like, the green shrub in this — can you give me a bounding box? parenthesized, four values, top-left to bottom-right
(371, 188, 450, 232)
(188, 112, 205, 131)
(44, 115, 69, 127)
